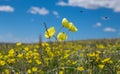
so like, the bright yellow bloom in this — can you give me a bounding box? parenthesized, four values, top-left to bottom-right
(97, 44, 105, 49)
(32, 67, 38, 72)
(59, 70, 64, 74)
(16, 72, 20, 74)
(96, 50, 101, 54)
(62, 18, 69, 28)
(45, 27, 55, 38)
(69, 22, 78, 32)
(0, 53, 3, 59)
(67, 60, 71, 63)
(28, 60, 32, 64)
(4, 55, 8, 60)
(102, 58, 111, 63)
(87, 53, 96, 57)
(35, 60, 42, 65)
(117, 71, 120, 74)
(108, 60, 113, 64)
(0, 60, 6, 66)
(16, 42, 22, 46)
(27, 69, 31, 74)
(98, 64, 104, 69)
(57, 32, 67, 41)
(5, 69, 10, 74)
(8, 49, 14, 54)
(7, 59, 15, 64)
(77, 66, 84, 71)
(64, 54, 69, 58)
(72, 61, 77, 65)
(24, 47, 29, 51)
(17, 53, 23, 58)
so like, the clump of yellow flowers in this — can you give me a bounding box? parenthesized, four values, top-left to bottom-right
(44, 18, 78, 41)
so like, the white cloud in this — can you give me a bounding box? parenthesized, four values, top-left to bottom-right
(57, 0, 120, 12)
(94, 22, 102, 27)
(53, 11, 60, 18)
(28, 7, 49, 15)
(0, 5, 14, 12)
(104, 27, 116, 32)
(56, 1, 67, 6)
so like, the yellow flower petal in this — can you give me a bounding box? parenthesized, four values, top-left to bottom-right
(62, 18, 69, 28)
(44, 27, 55, 38)
(16, 42, 22, 46)
(69, 23, 78, 32)
(57, 32, 67, 41)
(77, 66, 84, 71)
(32, 67, 38, 72)
(98, 64, 105, 69)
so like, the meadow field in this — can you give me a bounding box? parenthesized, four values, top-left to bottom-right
(0, 38, 120, 74)
(1, 0, 120, 73)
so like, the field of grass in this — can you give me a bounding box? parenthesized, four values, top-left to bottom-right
(0, 38, 120, 74)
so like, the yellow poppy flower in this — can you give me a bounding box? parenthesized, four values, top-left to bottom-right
(44, 27, 55, 38)
(59, 70, 64, 74)
(102, 58, 111, 63)
(16, 42, 22, 46)
(77, 66, 84, 71)
(62, 18, 69, 28)
(27, 69, 31, 73)
(32, 67, 38, 72)
(69, 23, 78, 32)
(98, 64, 104, 69)
(57, 32, 67, 41)
(5, 69, 10, 74)
(0, 60, 6, 66)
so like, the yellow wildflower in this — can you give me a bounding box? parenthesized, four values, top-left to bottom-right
(87, 53, 96, 57)
(96, 50, 101, 54)
(97, 44, 105, 49)
(102, 58, 111, 63)
(45, 27, 55, 38)
(77, 66, 84, 71)
(16, 72, 20, 74)
(117, 71, 120, 74)
(0, 60, 6, 66)
(64, 54, 69, 58)
(24, 47, 29, 51)
(35, 60, 42, 65)
(8, 49, 14, 54)
(0, 53, 3, 59)
(5, 69, 10, 74)
(108, 60, 113, 64)
(7, 59, 15, 64)
(57, 32, 67, 41)
(72, 61, 77, 65)
(16, 42, 22, 46)
(27, 69, 31, 74)
(69, 22, 78, 32)
(17, 53, 23, 58)
(98, 64, 105, 69)
(28, 60, 32, 64)
(59, 70, 64, 74)
(62, 18, 69, 28)
(32, 67, 38, 72)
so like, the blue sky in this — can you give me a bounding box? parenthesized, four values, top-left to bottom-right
(0, 0, 120, 43)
